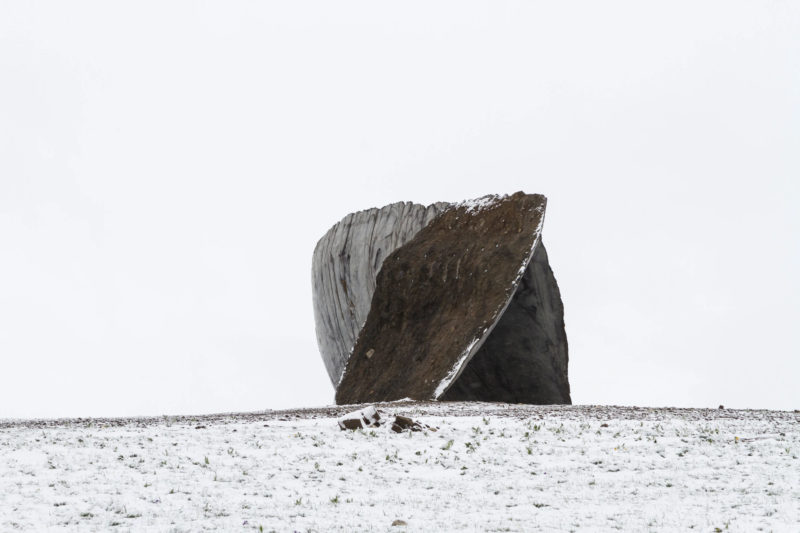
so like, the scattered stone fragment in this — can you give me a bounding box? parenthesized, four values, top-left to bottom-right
(391, 519, 408, 526)
(337, 406, 381, 430)
(391, 415, 436, 433)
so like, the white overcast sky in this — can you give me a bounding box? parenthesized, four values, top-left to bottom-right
(1, 1, 798, 418)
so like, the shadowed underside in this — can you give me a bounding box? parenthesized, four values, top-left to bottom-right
(312, 192, 570, 405)
(440, 242, 570, 403)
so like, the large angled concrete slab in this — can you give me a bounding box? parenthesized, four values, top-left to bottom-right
(312, 192, 570, 405)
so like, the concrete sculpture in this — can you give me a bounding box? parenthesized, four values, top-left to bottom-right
(312, 192, 570, 405)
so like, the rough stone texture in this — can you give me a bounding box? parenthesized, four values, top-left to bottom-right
(312, 192, 571, 406)
(390, 415, 435, 433)
(337, 406, 381, 430)
(334, 193, 548, 404)
(439, 242, 571, 404)
(312, 202, 447, 385)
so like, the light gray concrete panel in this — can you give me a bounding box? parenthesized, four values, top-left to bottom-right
(312, 201, 447, 385)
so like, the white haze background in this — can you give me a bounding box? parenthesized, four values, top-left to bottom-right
(1, 1, 798, 418)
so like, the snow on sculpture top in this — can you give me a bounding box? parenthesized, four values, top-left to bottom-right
(312, 192, 571, 405)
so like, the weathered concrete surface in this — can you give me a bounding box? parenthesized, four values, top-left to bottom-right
(312, 202, 446, 385)
(312, 192, 571, 406)
(334, 193, 550, 404)
(440, 242, 571, 404)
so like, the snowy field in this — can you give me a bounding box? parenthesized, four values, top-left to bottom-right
(1, 402, 798, 532)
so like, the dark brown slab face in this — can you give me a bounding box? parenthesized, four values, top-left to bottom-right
(335, 192, 546, 404)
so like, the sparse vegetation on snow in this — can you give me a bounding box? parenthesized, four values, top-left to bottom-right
(1, 402, 798, 531)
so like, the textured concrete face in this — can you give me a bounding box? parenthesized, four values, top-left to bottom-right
(312, 202, 447, 385)
(311, 192, 570, 405)
(439, 242, 571, 404)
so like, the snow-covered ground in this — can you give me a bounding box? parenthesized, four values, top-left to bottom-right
(1, 402, 798, 532)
